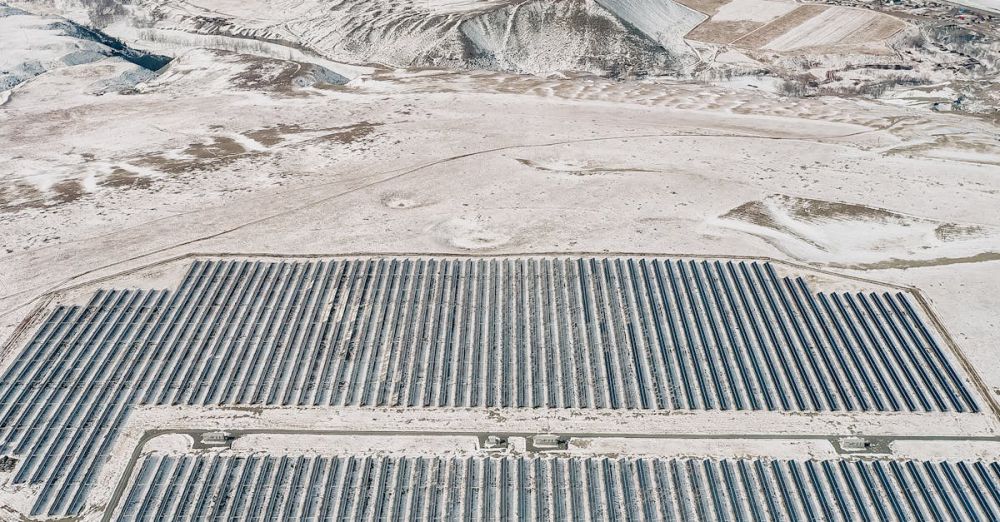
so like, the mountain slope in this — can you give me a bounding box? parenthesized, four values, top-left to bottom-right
(23, 0, 703, 77)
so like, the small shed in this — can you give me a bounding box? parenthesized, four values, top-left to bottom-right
(201, 431, 231, 446)
(840, 436, 870, 452)
(532, 434, 563, 449)
(483, 435, 505, 449)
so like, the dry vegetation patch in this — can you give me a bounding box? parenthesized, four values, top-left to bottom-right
(687, 20, 764, 44)
(732, 5, 828, 48)
(100, 168, 153, 190)
(718, 194, 1000, 267)
(674, 0, 731, 15)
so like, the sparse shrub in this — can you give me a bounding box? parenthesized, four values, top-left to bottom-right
(778, 78, 810, 97)
(896, 29, 928, 49)
(820, 74, 932, 98)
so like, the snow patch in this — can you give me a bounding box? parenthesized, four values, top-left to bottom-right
(143, 434, 194, 453)
(941, 0, 1000, 13)
(460, 0, 688, 76)
(431, 217, 513, 250)
(0, 7, 168, 93)
(711, 0, 796, 22)
(594, 0, 706, 59)
(107, 24, 370, 80)
(715, 194, 1000, 267)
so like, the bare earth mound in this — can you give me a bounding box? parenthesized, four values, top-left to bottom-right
(717, 194, 1000, 269)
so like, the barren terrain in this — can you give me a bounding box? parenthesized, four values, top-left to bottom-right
(1, 0, 999, 519)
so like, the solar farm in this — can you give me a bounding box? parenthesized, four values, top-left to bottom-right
(116, 454, 1000, 521)
(0, 255, 997, 520)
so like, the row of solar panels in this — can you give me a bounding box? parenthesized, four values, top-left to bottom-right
(85, 258, 983, 411)
(116, 454, 1000, 521)
(0, 289, 168, 516)
(0, 257, 981, 516)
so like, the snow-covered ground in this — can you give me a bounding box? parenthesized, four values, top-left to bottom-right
(1, 7, 112, 92)
(2, 46, 997, 382)
(83, 0, 697, 76)
(0, 1, 998, 518)
(594, 0, 706, 57)
(106, 25, 371, 80)
(53, 404, 994, 519)
(712, 194, 1000, 268)
(943, 0, 1000, 12)
(711, 0, 796, 22)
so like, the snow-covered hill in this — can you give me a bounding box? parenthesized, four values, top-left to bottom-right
(0, 4, 169, 96)
(460, 0, 691, 75)
(1, 5, 107, 91)
(22, 0, 704, 77)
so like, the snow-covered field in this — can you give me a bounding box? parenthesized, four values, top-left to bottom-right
(713, 194, 1000, 268)
(594, 0, 706, 56)
(710, 0, 796, 22)
(687, 0, 905, 52)
(944, 0, 1000, 12)
(0, 0, 998, 518)
(763, 7, 898, 52)
(2, 40, 997, 378)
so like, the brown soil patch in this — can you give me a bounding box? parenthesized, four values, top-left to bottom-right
(136, 136, 257, 174)
(732, 5, 826, 49)
(935, 223, 987, 241)
(724, 200, 780, 229)
(885, 134, 1000, 166)
(319, 122, 380, 144)
(136, 154, 238, 174)
(243, 122, 379, 148)
(0, 182, 46, 213)
(49, 179, 84, 205)
(833, 252, 1000, 270)
(674, 0, 730, 15)
(226, 54, 342, 95)
(843, 15, 906, 45)
(100, 168, 153, 190)
(185, 136, 246, 158)
(134, 154, 190, 174)
(721, 195, 906, 251)
(243, 124, 304, 147)
(783, 196, 898, 222)
(727, 195, 994, 237)
(724, 195, 999, 267)
(231, 55, 306, 94)
(723, 199, 825, 251)
(0, 179, 86, 213)
(687, 20, 763, 45)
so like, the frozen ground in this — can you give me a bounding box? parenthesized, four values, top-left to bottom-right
(0, 7, 165, 96)
(0, 0, 999, 519)
(12, 0, 1000, 116)
(1, 30, 998, 390)
(945, 0, 1000, 12)
(0, 10, 997, 370)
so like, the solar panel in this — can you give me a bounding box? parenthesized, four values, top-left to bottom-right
(0, 256, 985, 516)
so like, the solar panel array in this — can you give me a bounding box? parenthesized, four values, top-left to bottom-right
(115, 453, 1000, 521)
(0, 257, 981, 516)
